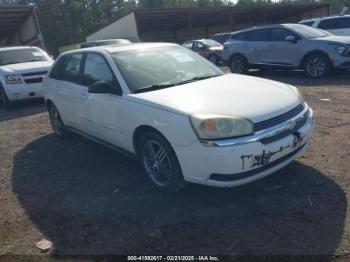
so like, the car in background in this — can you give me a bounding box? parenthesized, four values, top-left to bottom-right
(211, 32, 233, 45)
(43, 43, 314, 192)
(80, 39, 131, 48)
(0, 46, 53, 109)
(223, 24, 350, 78)
(300, 15, 350, 36)
(183, 39, 223, 64)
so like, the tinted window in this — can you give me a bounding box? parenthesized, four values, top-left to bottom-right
(300, 21, 315, 27)
(59, 54, 83, 84)
(338, 17, 350, 28)
(83, 53, 114, 86)
(230, 32, 249, 41)
(319, 18, 340, 30)
(49, 56, 65, 79)
(247, 29, 269, 41)
(193, 42, 205, 51)
(284, 24, 328, 38)
(268, 28, 294, 41)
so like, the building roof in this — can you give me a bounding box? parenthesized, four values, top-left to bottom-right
(0, 5, 34, 39)
(134, 3, 330, 32)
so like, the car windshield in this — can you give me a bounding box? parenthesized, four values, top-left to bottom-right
(201, 39, 222, 47)
(284, 24, 328, 39)
(111, 46, 223, 93)
(0, 48, 48, 66)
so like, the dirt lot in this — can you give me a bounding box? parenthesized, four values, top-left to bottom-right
(0, 70, 349, 261)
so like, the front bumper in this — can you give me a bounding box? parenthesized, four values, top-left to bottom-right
(3, 82, 44, 101)
(173, 106, 315, 187)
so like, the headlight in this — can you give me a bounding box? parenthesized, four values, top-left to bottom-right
(335, 46, 347, 55)
(5, 74, 23, 84)
(190, 114, 253, 140)
(288, 84, 304, 103)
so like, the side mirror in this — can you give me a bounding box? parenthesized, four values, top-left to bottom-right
(88, 81, 114, 94)
(285, 35, 297, 43)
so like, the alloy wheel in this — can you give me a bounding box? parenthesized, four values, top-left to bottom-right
(305, 57, 327, 78)
(142, 140, 173, 187)
(49, 105, 63, 136)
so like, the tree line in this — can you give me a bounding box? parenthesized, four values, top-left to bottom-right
(0, 0, 348, 53)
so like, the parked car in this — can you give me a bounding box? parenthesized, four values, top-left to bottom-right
(43, 43, 315, 192)
(80, 39, 131, 48)
(300, 15, 350, 36)
(0, 46, 53, 109)
(183, 39, 223, 64)
(223, 24, 350, 78)
(211, 32, 233, 45)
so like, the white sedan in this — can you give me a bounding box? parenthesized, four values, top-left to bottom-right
(43, 43, 315, 192)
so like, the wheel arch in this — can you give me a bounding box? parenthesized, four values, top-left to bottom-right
(229, 52, 248, 63)
(132, 125, 170, 159)
(300, 50, 333, 68)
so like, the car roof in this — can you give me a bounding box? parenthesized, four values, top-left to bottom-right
(0, 46, 40, 51)
(62, 42, 178, 55)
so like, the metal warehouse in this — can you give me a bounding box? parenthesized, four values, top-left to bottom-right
(87, 3, 330, 43)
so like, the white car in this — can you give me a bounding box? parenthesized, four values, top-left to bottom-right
(300, 15, 350, 36)
(0, 46, 53, 109)
(43, 43, 315, 192)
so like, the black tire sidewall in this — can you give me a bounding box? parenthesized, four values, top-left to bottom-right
(0, 85, 11, 109)
(208, 55, 218, 64)
(303, 54, 330, 78)
(138, 131, 186, 192)
(48, 103, 66, 138)
(230, 55, 249, 74)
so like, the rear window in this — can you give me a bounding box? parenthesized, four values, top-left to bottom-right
(318, 17, 350, 30)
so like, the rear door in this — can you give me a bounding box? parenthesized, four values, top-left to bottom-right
(56, 53, 85, 128)
(261, 28, 303, 66)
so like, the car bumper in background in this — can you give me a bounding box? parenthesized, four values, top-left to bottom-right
(173, 106, 315, 187)
(3, 83, 44, 101)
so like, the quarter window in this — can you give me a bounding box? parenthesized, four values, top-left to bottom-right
(59, 54, 83, 84)
(83, 53, 114, 86)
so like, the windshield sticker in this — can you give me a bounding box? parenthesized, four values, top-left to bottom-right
(32, 52, 44, 57)
(166, 51, 194, 63)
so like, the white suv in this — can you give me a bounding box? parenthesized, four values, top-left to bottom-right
(300, 15, 350, 36)
(0, 46, 53, 109)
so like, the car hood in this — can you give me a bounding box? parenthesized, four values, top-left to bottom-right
(128, 74, 302, 123)
(313, 35, 350, 45)
(0, 61, 53, 74)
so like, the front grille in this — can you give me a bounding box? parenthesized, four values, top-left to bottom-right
(24, 77, 43, 84)
(260, 109, 309, 144)
(21, 71, 48, 77)
(254, 104, 304, 132)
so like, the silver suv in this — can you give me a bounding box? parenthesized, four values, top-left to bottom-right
(223, 24, 350, 78)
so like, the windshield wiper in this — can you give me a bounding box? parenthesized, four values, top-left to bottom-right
(134, 83, 177, 94)
(134, 75, 221, 94)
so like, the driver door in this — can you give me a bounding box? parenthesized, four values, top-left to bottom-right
(81, 52, 125, 147)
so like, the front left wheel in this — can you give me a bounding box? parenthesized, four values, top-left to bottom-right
(138, 131, 187, 192)
(0, 85, 12, 109)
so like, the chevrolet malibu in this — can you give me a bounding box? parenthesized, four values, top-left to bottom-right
(43, 43, 315, 192)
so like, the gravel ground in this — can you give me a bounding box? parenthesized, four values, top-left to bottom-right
(0, 70, 349, 261)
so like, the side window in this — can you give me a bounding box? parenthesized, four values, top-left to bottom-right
(300, 21, 315, 27)
(338, 17, 350, 28)
(49, 56, 64, 80)
(193, 42, 203, 51)
(268, 28, 294, 41)
(247, 29, 269, 41)
(231, 32, 248, 41)
(183, 42, 193, 49)
(319, 18, 339, 30)
(59, 54, 83, 84)
(83, 53, 114, 86)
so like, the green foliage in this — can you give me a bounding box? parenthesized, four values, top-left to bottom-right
(0, 0, 349, 53)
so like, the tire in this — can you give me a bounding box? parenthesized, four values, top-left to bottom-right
(303, 53, 331, 78)
(208, 55, 218, 65)
(138, 131, 187, 192)
(0, 85, 12, 109)
(229, 55, 249, 74)
(48, 103, 67, 138)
